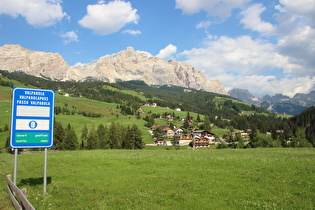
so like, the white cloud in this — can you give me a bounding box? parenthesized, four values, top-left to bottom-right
(178, 35, 315, 97)
(277, 0, 315, 26)
(122, 29, 141, 35)
(60, 31, 79, 44)
(240, 4, 275, 35)
(238, 0, 315, 79)
(219, 74, 315, 97)
(178, 0, 315, 97)
(0, 0, 67, 27)
(78, 0, 139, 35)
(274, 0, 315, 35)
(180, 35, 290, 76)
(156, 44, 177, 60)
(277, 26, 315, 77)
(196, 20, 212, 29)
(175, 0, 250, 18)
(271, 1, 315, 78)
(174, 0, 315, 97)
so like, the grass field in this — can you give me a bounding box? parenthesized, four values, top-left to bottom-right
(0, 84, 259, 148)
(0, 85, 210, 146)
(1, 148, 314, 209)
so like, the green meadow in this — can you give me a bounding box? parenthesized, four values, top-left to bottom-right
(1, 82, 314, 209)
(0, 85, 211, 146)
(1, 148, 314, 209)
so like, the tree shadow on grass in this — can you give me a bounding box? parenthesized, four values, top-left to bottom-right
(18, 177, 52, 187)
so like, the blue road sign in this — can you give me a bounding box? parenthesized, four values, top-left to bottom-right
(10, 87, 55, 148)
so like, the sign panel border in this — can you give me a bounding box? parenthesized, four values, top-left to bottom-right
(10, 87, 55, 148)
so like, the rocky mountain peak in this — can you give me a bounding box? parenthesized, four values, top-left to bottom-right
(229, 87, 315, 115)
(0, 44, 69, 80)
(66, 46, 227, 94)
(228, 88, 260, 105)
(126, 46, 134, 51)
(0, 44, 227, 95)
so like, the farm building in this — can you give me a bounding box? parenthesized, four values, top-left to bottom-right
(173, 134, 194, 146)
(154, 137, 166, 146)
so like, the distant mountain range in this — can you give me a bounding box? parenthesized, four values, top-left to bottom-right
(228, 88, 315, 115)
(1, 44, 314, 115)
(0, 44, 227, 95)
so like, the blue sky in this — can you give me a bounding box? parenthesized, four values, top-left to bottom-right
(0, 0, 314, 97)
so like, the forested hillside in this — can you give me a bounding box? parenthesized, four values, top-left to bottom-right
(289, 107, 315, 146)
(0, 70, 314, 149)
(0, 70, 268, 118)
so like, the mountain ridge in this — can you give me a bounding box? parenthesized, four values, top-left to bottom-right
(228, 87, 315, 115)
(0, 44, 69, 80)
(0, 44, 227, 95)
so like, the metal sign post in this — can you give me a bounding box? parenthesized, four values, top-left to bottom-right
(44, 148, 47, 195)
(14, 149, 18, 185)
(10, 87, 55, 194)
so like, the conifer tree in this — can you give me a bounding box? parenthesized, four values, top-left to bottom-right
(183, 111, 191, 129)
(97, 124, 109, 149)
(80, 123, 88, 150)
(53, 120, 65, 150)
(183, 118, 190, 129)
(109, 122, 122, 149)
(186, 111, 190, 119)
(144, 115, 155, 127)
(122, 126, 133, 149)
(203, 115, 211, 131)
(131, 124, 144, 149)
(62, 123, 78, 150)
(87, 126, 99, 150)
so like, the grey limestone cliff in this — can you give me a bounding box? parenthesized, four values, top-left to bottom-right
(0, 44, 69, 80)
(0, 45, 227, 95)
